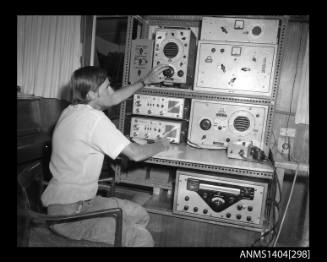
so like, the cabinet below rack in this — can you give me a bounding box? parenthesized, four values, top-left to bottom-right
(115, 184, 270, 233)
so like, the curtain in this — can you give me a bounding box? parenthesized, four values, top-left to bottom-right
(17, 16, 81, 101)
(295, 34, 309, 124)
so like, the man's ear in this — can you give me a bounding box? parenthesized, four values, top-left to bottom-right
(86, 90, 97, 101)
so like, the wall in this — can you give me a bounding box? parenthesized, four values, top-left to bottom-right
(271, 21, 309, 164)
(277, 173, 309, 246)
(270, 20, 309, 246)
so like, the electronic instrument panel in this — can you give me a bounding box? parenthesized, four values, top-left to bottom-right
(129, 39, 154, 84)
(132, 94, 188, 119)
(173, 170, 268, 230)
(152, 27, 197, 86)
(193, 40, 277, 97)
(130, 116, 185, 144)
(188, 99, 268, 150)
(201, 16, 279, 44)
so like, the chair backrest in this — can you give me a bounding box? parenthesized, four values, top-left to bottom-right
(17, 161, 45, 246)
(17, 160, 120, 247)
(17, 177, 30, 246)
(17, 162, 45, 214)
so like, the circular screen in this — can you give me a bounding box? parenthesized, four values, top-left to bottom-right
(163, 42, 179, 58)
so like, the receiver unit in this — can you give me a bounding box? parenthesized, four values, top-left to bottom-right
(152, 27, 197, 86)
(188, 99, 268, 150)
(173, 170, 269, 230)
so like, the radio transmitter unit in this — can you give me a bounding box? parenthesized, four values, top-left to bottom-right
(132, 94, 188, 119)
(173, 170, 269, 230)
(152, 27, 197, 86)
(130, 116, 186, 144)
(201, 17, 279, 44)
(193, 40, 277, 97)
(187, 99, 268, 150)
(129, 39, 154, 84)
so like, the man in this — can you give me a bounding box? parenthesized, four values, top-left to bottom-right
(41, 64, 171, 247)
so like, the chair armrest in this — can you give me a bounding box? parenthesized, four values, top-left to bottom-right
(98, 183, 112, 191)
(29, 208, 123, 247)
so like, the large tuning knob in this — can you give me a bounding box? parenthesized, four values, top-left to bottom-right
(200, 118, 212, 130)
(163, 66, 174, 78)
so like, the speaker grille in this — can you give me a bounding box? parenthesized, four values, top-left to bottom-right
(233, 116, 250, 132)
(163, 42, 179, 58)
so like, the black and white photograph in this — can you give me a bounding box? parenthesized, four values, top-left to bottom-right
(17, 15, 309, 250)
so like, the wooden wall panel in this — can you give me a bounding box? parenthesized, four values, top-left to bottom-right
(270, 112, 309, 164)
(147, 213, 260, 247)
(277, 22, 309, 113)
(271, 21, 309, 164)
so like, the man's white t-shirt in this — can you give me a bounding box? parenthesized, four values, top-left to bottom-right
(41, 104, 131, 206)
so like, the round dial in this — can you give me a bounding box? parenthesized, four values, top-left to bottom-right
(200, 118, 212, 130)
(252, 26, 262, 36)
(163, 66, 174, 78)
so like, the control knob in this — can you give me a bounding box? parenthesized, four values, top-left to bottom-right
(211, 197, 225, 206)
(163, 66, 174, 78)
(200, 119, 212, 130)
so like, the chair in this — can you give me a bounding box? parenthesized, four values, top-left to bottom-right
(17, 161, 123, 247)
(98, 155, 117, 197)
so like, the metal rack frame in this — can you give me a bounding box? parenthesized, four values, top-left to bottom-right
(115, 15, 288, 183)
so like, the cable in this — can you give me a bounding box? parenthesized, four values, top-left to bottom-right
(271, 130, 279, 150)
(250, 155, 281, 247)
(251, 201, 279, 247)
(272, 162, 299, 247)
(251, 196, 281, 247)
(266, 168, 282, 247)
(272, 165, 282, 207)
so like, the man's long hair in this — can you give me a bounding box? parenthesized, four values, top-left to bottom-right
(71, 66, 107, 104)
